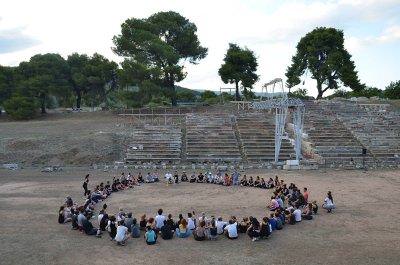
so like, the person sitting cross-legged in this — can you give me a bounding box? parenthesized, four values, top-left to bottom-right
(175, 219, 191, 238)
(145, 226, 157, 245)
(115, 221, 129, 246)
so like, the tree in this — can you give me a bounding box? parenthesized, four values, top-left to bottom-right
(3, 96, 37, 120)
(0, 66, 17, 114)
(288, 88, 310, 99)
(112, 11, 207, 106)
(18, 54, 70, 113)
(286, 27, 364, 99)
(384, 81, 400, 99)
(218, 43, 258, 101)
(67, 53, 118, 108)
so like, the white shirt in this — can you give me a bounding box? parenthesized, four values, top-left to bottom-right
(165, 173, 172, 180)
(155, 214, 166, 229)
(216, 220, 227, 234)
(115, 225, 128, 242)
(325, 197, 334, 207)
(187, 218, 195, 230)
(224, 222, 238, 238)
(294, 209, 302, 222)
(97, 213, 104, 226)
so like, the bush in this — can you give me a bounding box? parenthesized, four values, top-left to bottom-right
(4, 96, 37, 120)
(288, 88, 310, 99)
(176, 90, 196, 102)
(384, 81, 400, 99)
(201, 90, 217, 101)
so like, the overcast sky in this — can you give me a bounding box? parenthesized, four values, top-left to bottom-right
(1, 0, 399, 97)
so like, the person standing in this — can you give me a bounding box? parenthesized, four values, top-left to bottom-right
(83, 174, 90, 196)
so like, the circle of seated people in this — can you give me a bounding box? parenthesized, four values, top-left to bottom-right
(58, 172, 336, 246)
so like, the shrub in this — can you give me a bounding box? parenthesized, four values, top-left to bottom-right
(3, 96, 37, 120)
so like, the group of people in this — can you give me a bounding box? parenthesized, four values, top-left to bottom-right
(58, 171, 336, 246)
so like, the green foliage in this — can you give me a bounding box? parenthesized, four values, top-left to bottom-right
(67, 53, 118, 108)
(384, 81, 400, 99)
(288, 88, 310, 99)
(221, 92, 235, 101)
(176, 90, 196, 102)
(286, 27, 364, 99)
(113, 11, 207, 106)
(17, 53, 71, 113)
(3, 96, 37, 120)
(201, 90, 218, 100)
(326, 86, 383, 99)
(218, 43, 258, 100)
(0, 66, 17, 114)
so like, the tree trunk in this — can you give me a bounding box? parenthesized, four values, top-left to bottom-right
(235, 80, 240, 101)
(171, 84, 177, 106)
(40, 94, 46, 114)
(316, 80, 323, 99)
(76, 91, 82, 109)
(40, 103, 46, 114)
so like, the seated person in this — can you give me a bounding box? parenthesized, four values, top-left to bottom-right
(106, 215, 117, 239)
(173, 172, 179, 184)
(115, 221, 129, 245)
(82, 216, 101, 237)
(146, 173, 154, 183)
(189, 173, 197, 183)
(175, 219, 191, 238)
(216, 174, 224, 185)
(153, 173, 159, 182)
(302, 203, 313, 220)
(254, 176, 261, 188)
(248, 176, 254, 187)
(260, 217, 271, 238)
(145, 226, 157, 245)
(287, 209, 296, 225)
(216, 217, 227, 235)
(166, 214, 176, 231)
(181, 172, 188, 182)
(260, 178, 267, 189)
(161, 220, 174, 240)
(209, 220, 218, 240)
(266, 178, 275, 189)
(238, 217, 250, 233)
(322, 191, 335, 213)
(165, 172, 173, 184)
(224, 220, 238, 239)
(197, 172, 205, 183)
(193, 221, 206, 241)
(240, 175, 248, 186)
(123, 212, 134, 232)
(131, 218, 140, 238)
(207, 172, 215, 183)
(146, 217, 156, 230)
(269, 196, 280, 211)
(224, 173, 232, 186)
(139, 214, 147, 230)
(312, 201, 319, 214)
(268, 214, 277, 231)
(137, 173, 144, 183)
(293, 206, 302, 222)
(247, 217, 261, 242)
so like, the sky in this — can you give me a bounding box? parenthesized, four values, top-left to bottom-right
(0, 0, 400, 97)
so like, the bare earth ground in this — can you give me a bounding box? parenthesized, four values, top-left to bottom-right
(0, 168, 399, 265)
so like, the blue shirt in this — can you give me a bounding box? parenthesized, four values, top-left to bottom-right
(145, 229, 156, 243)
(269, 218, 277, 231)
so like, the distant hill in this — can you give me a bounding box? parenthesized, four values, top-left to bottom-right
(175, 86, 202, 95)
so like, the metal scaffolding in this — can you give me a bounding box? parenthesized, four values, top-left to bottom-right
(251, 78, 305, 163)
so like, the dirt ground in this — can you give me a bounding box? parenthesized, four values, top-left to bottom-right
(0, 168, 399, 265)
